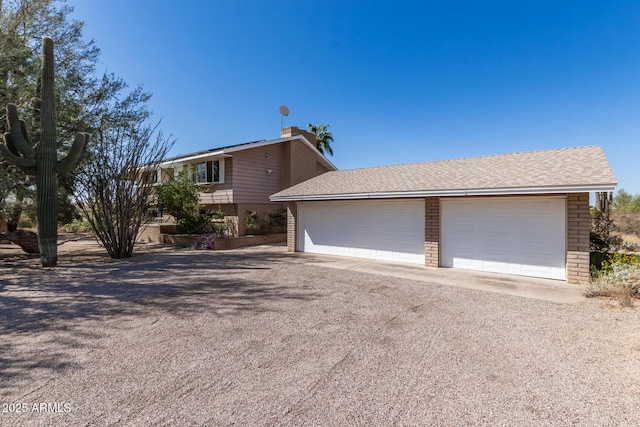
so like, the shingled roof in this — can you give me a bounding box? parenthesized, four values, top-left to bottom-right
(271, 146, 616, 201)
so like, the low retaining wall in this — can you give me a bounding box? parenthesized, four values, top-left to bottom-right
(160, 233, 286, 250)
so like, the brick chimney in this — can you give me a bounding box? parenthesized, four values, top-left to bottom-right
(280, 126, 317, 147)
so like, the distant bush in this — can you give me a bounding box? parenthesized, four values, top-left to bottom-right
(613, 213, 640, 238)
(64, 219, 92, 233)
(18, 218, 35, 229)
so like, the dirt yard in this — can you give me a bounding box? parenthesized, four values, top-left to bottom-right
(2, 238, 640, 426)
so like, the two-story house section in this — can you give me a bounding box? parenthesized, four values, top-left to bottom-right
(154, 126, 337, 236)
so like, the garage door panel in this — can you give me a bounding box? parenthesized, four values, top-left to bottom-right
(299, 200, 425, 264)
(442, 198, 566, 280)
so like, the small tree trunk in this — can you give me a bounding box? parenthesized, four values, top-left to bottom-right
(6, 190, 25, 232)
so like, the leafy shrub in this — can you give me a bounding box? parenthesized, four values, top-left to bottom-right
(268, 209, 287, 228)
(590, 252, 610, 271)
(590, 212, 622, 253)
(245, 211, 259, 233)
(156, 170, 218, 234)
(194, 233, 226, 250)
(174, 211, 215, 235)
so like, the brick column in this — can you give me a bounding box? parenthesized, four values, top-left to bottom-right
(286, 202, 298, 252)
(425, 197, 440, 267)
(566, 193, 590, 284)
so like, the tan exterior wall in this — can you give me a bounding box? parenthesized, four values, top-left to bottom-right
(289, 140, 328, 187)
(566, 192, 590, 285)
(232, 145, 283, 203)
(425, 197, 440, 267)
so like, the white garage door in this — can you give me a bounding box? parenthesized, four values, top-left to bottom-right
(441, 197, 566, 280)
(298, 200, 425, 264)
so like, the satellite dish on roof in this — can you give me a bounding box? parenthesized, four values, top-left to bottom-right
(279, 105, 289, 129)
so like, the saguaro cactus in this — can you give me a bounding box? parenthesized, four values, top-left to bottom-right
(0, 37, 88, 266)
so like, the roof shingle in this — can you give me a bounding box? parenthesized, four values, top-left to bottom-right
(271, 146, 616, 200)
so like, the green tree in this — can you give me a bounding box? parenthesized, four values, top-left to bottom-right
(307, 122, 334, 156)
(612, 189, 640, 214)
(155, 170, 214, 235)
(0, 0, 124, 229)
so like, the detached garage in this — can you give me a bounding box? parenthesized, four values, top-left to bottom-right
(271, 146, 617, 284)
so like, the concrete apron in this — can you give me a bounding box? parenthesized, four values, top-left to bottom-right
(290, 252, 584, 305)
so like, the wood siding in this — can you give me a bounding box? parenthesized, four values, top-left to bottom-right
(198, 158, 233, 204)
(232, 145, 284, 203)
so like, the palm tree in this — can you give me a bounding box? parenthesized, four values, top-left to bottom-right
(307, 122, 334, 156)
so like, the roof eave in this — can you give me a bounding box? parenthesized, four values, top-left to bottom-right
(160, 135, 338, 170)
(270, 183, 618, 202)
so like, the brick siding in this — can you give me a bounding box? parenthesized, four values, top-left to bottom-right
(237, 203, 286, 236)
(566, 193, 591, 284)
(286, 202, 298, 252)
(425, 197, 440, 267)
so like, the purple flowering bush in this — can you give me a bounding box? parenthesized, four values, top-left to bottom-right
(194, 233, 226, 250)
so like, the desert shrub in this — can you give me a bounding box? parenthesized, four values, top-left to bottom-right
(613, 213, 640, 238)
(194, 233, 226, 250)
(621, 240, 639, 252)
(585, 259, 640, 306)
(18, 218, 35, 229)
(64, 219, 92, 233)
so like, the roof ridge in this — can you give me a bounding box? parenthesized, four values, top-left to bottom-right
(332, 145, 601, 172)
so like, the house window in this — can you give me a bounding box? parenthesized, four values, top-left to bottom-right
(191, 160, 223, 183)
(195, 162, 207, 183)
(212, 160, 220, 182)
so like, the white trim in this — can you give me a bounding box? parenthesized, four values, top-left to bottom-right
(160, 151, 226, 166)
(160, 135, 337, 171)
(270, 183, 616, 201)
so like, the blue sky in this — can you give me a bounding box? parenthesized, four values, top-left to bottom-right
(66, 0, 640, 194)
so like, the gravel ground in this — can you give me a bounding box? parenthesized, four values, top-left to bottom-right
(1, 240, 640, 426)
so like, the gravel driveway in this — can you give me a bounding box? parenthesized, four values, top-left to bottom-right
(1, 242, 640, 426)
